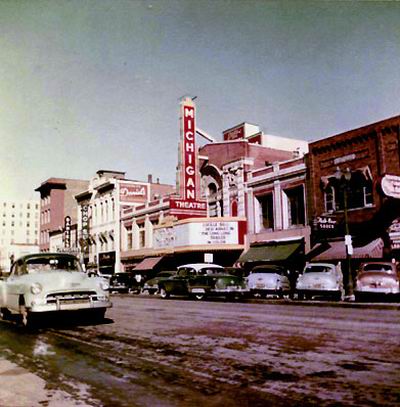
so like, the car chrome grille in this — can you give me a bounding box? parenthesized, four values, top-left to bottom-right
(46, 291, 98, 304)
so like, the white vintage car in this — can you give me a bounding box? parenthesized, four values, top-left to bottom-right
(247, 265, 291, 298)
(0, 253, 112, 326)
(296, 262, 344, 301)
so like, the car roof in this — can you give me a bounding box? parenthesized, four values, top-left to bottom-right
(177, 263, 224, 271)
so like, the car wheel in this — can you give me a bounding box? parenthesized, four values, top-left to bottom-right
(159, 288, 170, 299)
(93, 308, 106, 322)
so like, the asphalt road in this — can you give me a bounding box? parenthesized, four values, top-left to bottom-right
(0, 296, 399, 406)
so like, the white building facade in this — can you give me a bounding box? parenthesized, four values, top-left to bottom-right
(0, 199, 40, 272)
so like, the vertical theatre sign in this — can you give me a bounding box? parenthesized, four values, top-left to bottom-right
(170, 97, 207, 219)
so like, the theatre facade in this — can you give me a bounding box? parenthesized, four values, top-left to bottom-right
(119, 97, 308, 274)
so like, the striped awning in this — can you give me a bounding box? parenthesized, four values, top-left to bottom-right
(312, 238, 384, 261)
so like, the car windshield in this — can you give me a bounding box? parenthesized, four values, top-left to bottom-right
(252, 267, 286, 275)
(362, 264, 395, 273)
(304, 265, 332, 273)
(25, 256, 81, 273)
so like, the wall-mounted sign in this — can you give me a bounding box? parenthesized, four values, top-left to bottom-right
(63, 216, 71, 248)
(153, 227, 175, 249)
(170, 198, 207, 219)
(381, 175, 400, 199)
(333, 154, 356, 165)
(223, 124, 245, 141)
(119, 182, 149, 203)
(313, 215, 337, 231)
(174, 220, 246, 247)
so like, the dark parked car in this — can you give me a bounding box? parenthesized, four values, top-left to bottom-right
(159, 263, 249, 300)
(355, 262, 399, 301)
(109, 272, 141, 294)
(141, 271, 176, 295)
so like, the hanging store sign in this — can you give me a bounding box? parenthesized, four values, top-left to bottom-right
(381, 175, 400, 199)
(80, 205, 89, 254)
(63, 216, 71, 248)
(119, 182, 149, 203)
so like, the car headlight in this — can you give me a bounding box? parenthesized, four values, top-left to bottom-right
(30, 282, 43, 295)
(100, 281, 109, 291)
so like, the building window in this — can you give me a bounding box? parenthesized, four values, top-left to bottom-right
(257, 194, 274, 230)
(139, 227, 145, 248)
(323, 169, 374, 212)
(126, 226, 133, 250)
(324, 186, 335, 212)
(27, 203, 30, 209)
(285, 186, 305, 227)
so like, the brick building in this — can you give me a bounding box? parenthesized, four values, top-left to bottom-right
(307, 115, 400, 262)
(35, 178, 89, 252)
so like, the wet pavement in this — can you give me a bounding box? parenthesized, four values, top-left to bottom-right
(0, 296, 399, 406)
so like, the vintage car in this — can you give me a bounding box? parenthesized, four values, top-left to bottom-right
(247, 265, 291, 298)
(355, 262, 400, 301)
(0, 253, 112, 326)
(141, 271, 177, 295)
(296, 262, 344, 301)
(158, 263, 249, 300)
(109, 272, 141, 294)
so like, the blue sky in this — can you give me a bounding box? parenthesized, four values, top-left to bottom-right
(1, 0, 399, 200)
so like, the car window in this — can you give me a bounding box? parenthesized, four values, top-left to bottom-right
(252, 267, 286, 275)
(25, 257, 82, 273)
(304, 265, 332, 274)
(362, 264, 394, 273)
(204, 268, 224, 275)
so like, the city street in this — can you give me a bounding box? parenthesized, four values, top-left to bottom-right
(0, 296, 399, 406)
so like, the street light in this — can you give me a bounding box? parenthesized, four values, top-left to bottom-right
(335, 166, 354, 299)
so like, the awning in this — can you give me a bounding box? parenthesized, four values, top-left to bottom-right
(238, 240, 303, 263)
(133, 256, 163, 271)
(312, 238, 384, 261)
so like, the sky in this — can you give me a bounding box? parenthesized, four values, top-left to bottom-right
(1, 0, 399, 201)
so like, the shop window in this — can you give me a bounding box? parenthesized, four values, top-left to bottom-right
(257, 194, 274, 230)
(285, 186, 305, 226)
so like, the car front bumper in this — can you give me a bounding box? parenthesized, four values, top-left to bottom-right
(29, 297, 112, 313)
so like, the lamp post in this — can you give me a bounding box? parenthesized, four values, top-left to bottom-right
(335, 166, 354, 299)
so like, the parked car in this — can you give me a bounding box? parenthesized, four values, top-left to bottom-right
(355, 262, 400, 301)
(141, 271, 177, 295)
(296, 262, 344, 301)
(109, 272, 141, 294)
(0, 253, 112, 326)
(159, 263, 249, 300)
(247, 265, 291, 298)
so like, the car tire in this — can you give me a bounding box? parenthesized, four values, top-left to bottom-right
(159, 288, 170, 299)
(93, 308, 106, 322)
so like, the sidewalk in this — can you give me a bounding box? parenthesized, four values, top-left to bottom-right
(0, 358, 86, 407)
